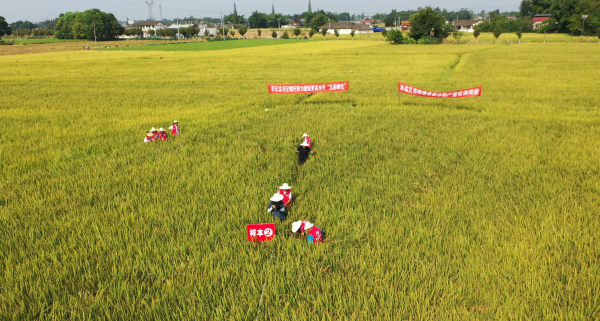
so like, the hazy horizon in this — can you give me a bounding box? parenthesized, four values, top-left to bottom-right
(3, 0, 520, 23)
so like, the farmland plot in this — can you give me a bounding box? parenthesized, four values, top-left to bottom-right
(1, 41, 599, 320)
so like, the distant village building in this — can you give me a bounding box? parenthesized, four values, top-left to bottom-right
(400, 21, 410, 31)
(317, 22, 374, 34)
(134, 21, 164, 37)
(532, 14, 551, 30)
(452, 20, 482, 32)
(282, 19, 301, 29)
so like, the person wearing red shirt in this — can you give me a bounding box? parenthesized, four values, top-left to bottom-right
(302, 133, 312, 148)
(158, 128, 168, 141)
(169, 121, 180, 135)
(144, 132, 153, 143)
(291, 220, 323, 243)
(149, 127, 159, 141)
(278, 183, 292, 208)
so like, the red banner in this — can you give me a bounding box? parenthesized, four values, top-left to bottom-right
(268, 81, 349, 94)
(247, 224, 276, 242)
(398, 83, 481, 98)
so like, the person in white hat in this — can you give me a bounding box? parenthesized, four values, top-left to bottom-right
(278, 183, 293, 208)
(267, 193, 286, 222)
(158, 128, 168, 141)
(144, 131, 154, 143)
(150, 127, 159, 141)
(296, 141, 313, 165)
(302, 133, 312, 149)
(291, 220, 323, 243)
(169, 121, 180, 135)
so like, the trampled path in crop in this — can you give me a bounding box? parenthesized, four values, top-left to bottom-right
(1, 41, 599, 320)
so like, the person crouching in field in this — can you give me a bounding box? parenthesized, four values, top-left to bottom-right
(291, 220, 323, 243)
(144, 132, 154, 143)
(169, 121, 180, 135)
(158, 128, 168, 141)
(279, 183, 292, 208)
(267, 193, 286, 222)
(296, 141, 313, 165)
(302, 133, 312, 148)
(150, 128, 160, 141)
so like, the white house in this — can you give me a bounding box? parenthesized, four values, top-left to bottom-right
(134, 21, 164, 37)
(318, 22, 373, 34)
(452, 20, 482, 32)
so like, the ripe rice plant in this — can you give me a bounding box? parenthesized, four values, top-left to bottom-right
(0, 41, 599, 320)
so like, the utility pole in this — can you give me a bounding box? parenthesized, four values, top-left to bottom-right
(94, 25, 97, 45)
(177, 13, 180, 40)
(581, 15, 587, 42)
(159, 4, 162, 22)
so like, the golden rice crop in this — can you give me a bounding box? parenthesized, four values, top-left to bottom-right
(0, 41, 599, 320)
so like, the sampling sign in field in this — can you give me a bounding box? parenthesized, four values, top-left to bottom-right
(268, 81, 349, 94)
(247, 224, 276, 242)
(399, 82, 482, 98)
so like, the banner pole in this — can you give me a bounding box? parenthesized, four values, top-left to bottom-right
(269, 93, 272, 109)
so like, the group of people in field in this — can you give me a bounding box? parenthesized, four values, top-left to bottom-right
(144, 121, 180, 143)
(266, 133, 323, 243)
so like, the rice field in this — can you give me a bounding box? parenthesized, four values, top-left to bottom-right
(1, 40, 599, 320)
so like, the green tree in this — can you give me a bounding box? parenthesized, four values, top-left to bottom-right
(248, 11, 268, 28)
(320, 27, 328, 40)
(308, 29, 315, 39)
(384, 28, 405, 44)
(350, 29, 356, 40)
(452, 31, 464, 43)
(0, 16, 11, 36)
(204, 30, 210, 38)
(257, 28, 262, 38)
(409, 6, 451, 41)
(54, 9, 123, 40)
(334, 28, 340, 39)
(519, 0, 534, 18)
(229, 30, 236, 38)
(293, 27, 301, 39)
(309, 13, 328, 30)
(271, 30, 277, 38)
(282, 30, 289, 39)
(148, 29, 155, 36)
(493, 27, 503, 42)
(238, 26, 248, 38)
(515, 30, 522, 43)
(473, 29, 481, 42)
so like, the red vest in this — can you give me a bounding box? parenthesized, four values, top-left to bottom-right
(308, 226, 322, 243)
(279, 189, 291, 205)
(172, 124, 179, 135)
(160, 132, 168, 140)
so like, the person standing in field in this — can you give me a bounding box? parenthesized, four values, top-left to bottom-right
(267, 193, 286, 222)
(144, 132, 154, 143)
(278, 183, 293, 208)
(296, 141, 313, 165)
(169, 121, 180, 135)
(302, 133, 312, 148)
(291, 220, 323, 243)
(158, 128, 168, 141)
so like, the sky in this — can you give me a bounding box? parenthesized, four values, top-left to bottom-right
(2, 0, 521, 23)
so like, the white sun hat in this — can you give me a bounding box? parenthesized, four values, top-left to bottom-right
(270, 193, 284, 202)
(151, 127, 157, 131)
(303, 221, 314, 230)
(159, 128, 165, 132)
(173, 120, 178, 123)
(291, 221, 303, 233)
(279, 183, 292, 190)
(303, 133, 309, 137)
(300, 141, 309, 147)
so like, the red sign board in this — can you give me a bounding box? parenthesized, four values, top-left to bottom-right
(268, 81, 349, 94)
(247, 223, 276, 242)
(398, 82, 482, 98)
